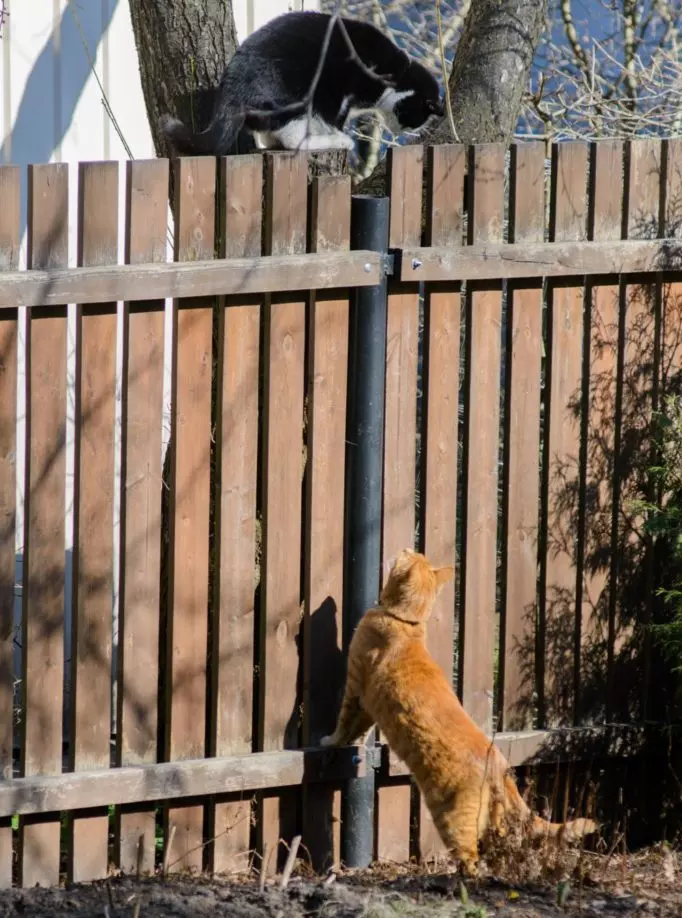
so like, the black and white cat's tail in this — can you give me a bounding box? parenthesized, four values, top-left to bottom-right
(159, 112, 244, 157)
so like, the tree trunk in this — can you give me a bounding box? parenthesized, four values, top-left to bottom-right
(358, 0, 548, 195)
(128, 0, 239, 160)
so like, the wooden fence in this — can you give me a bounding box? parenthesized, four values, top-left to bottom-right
(0, 138, 681, 888)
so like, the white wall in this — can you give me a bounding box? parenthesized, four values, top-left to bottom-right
(0, 0, 318, 739)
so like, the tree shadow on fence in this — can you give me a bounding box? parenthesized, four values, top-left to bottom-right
(504, 266, 682, 837)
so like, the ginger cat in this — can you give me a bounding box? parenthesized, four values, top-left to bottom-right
(321, 549, 597, 873)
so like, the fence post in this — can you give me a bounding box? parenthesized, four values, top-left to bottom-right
(342, 194, 390, 868)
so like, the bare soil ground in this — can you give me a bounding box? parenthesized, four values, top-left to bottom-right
(0, 848, 680, 918)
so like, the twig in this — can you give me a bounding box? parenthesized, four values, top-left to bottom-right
(435, 0, 458, 142)
(259, 841, 273, 891)
(279, 834, 302, 889)
(66, 0, 134, 159)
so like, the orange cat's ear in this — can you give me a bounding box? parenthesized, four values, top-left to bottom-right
(434, 565, 454, 590)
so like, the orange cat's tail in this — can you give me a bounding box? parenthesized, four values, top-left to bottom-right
(503, 774, 597, 842)
(530, 815, 598, 841)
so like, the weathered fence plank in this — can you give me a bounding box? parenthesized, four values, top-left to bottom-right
(0, 165, 19, 889)
(301, 175, 351, 872)
(0, 251, 384, 309)
(165, 157, 216, 873)
(68, 161, 118, 883)
(399, 238, 682, 282)
(211, 154, 263, 875)
(117, 159, 168, 876)
(460, 143, 505, 734)
(376, 146, 423, 864)
(579, 141, 623, 724)
(542, 142, 588, 727)
(417, 144, 464, 861)
(500, 142, 546, 732)
(20, 163, 69, 888)
(0, 747, 369, 818)
(259, 153, 308, 873)
(621, 140, 662, 722)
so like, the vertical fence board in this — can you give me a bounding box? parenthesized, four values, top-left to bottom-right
(212, 155, 263, 875)
(302, 175, 351, 872)
(20, 164, 69, 888)
(375, 146, 423, 864)
(579, 142, 623, 724)
(117, 159, 168, 875)
(500, 142, 546, 731)
(0, 166, 19, 889)
(620, 140, 662, 721)
(542, 142, 588, 727)
(663, 141, 682, 401)
(460, 144, 505, 733)
(166, 157, 216, 873)
(68, 162, 118, 882)
(418, 145, 464, 861)
(260, 153, 307, 871)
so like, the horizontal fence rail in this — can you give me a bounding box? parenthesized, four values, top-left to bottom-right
(0, 251, 387, 309)
(0, 726, 647, 820)
(400, 238, 682, 282)
(3, 238, 682, 311)
(0, 138, 680, 888)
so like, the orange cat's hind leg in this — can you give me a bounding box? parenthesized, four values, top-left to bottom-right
(430, 795, 481, 876)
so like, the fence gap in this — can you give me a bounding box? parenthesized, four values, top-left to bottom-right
(301, 174, 351, 872)
(0, 165, 20, 889)
(211, 154, 263, 875)
(258, 152, 308, 874)
(541, 142, 588, 729)
(116, 158, 168, 876)
(499, 141, 546, 732)
(164, 156, 216, 873)
(459, 143, 505, 735)
(19, 163, 69, 888)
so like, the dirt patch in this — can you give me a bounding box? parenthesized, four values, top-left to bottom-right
(0, 848, 679, 918)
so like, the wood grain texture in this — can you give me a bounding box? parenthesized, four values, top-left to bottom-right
(0, 251, 385, 309)
(500, 142, 545, 731)
(117, 159, 168, 876)
(0, 165, 19, 888)
(20, 164, 69, 888)
(212, 155, 263, 875)
(166, 157, 216, 873)
(542, 142, 588, 727)
(460, 144, 505, 734)
(68, 161, 118, 883)
(418, 145, 464, 861)
(259, 153, 308, 873)
(0, 745, 369, 818)
(301, 175, 351, 872)
(619, 140, 662, 722)
(398, 238, 682, 282)
(579, 141, 623, 725)
(377, 146, 423, 865)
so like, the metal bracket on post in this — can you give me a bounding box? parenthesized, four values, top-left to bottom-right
(341, 195, 390, 870)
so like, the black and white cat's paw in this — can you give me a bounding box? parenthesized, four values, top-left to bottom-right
(320, 734, 337, 747)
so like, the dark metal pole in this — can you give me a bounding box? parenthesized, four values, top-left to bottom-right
(342, 195, 389, 869)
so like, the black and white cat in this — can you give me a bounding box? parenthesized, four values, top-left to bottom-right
(160, 11, 443, 156)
